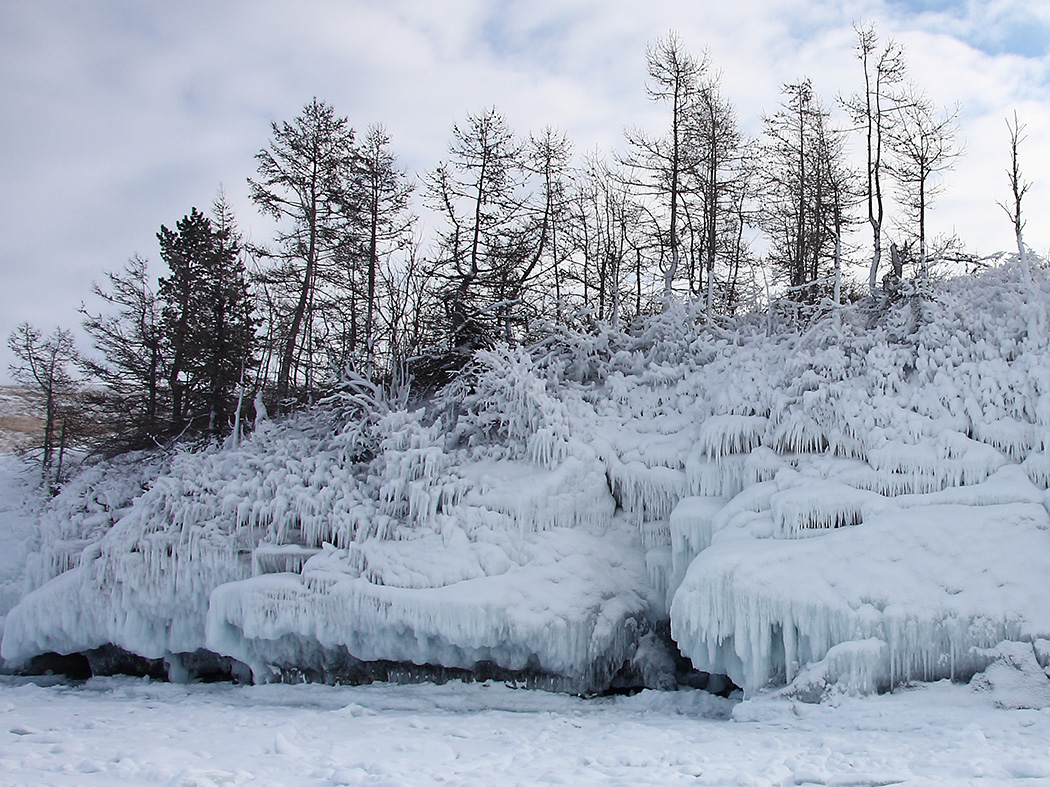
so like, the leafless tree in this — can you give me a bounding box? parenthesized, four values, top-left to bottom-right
(845, 23, 909, 295)
(424, 107, 527, 352)
(621, 31, 706, 308)
(687, 76, 753, 320)
(997, 111, 1032, 282)
(354, 125, 415, 380)
(249, 98, 359, 406)
(763, 80, 857, 306)
(887, 88, 962, 277)
(8, 323, 80, 490)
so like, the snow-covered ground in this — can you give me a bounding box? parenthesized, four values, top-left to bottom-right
(0, 453, 38, 639)
(3, 676, 1050, 786)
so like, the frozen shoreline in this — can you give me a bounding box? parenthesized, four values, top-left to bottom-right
(3, 675, 1050, 785)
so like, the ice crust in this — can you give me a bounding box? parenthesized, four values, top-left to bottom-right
(6, 260, 1050, 698)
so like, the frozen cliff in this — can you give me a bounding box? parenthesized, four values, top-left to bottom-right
(6, 259, 1050, 698)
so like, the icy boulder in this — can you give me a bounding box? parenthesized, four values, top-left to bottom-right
(670, 502, 1050, 695)
(970, 641, 1050, 709)
(1, 506, 248, 666)
(206, 521, 659, 693)
(773, 639, 891, 702)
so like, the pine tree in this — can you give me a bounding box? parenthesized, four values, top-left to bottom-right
(157, 204, 255, 436)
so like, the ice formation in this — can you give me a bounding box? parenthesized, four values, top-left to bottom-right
(6, 259, 1050, 699)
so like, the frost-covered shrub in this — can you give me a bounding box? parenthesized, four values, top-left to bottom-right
(27, 450, 170, 590)
(442, 344, 573, 468)
(370, 407, 460, 533)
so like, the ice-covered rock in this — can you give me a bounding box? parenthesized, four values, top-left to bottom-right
(970, 641, 1050, 709)
(774, 639, 891, 702)
(671, 502, 1050, 695)
(206, 522, 658, 693)
(7, 260, 1050, 700)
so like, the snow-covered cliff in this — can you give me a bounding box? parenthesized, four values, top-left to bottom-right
(6, 259, 1050, 698)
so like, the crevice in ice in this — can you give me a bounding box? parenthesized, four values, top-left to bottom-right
(606, 454, 687, 522)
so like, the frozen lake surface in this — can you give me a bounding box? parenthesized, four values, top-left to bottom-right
(3, 676, 1050, 786)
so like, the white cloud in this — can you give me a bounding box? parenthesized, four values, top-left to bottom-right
(1, 0, 1048, 378)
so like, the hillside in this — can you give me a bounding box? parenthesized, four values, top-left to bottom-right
(4, 258, 1050, 701)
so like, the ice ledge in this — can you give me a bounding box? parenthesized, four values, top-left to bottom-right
(670, 502, 1050, 695)
(205, 530, 658, 694)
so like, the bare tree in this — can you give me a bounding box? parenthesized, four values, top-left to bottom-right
(688, 75, 753, 319)
(249, 98, 359, 406)
(8, 324, 79, 490)
(568, 153, 648, 324)
(80, 255, 166, 445)
(997, 111, 1032, 282)
(424, 107, 526, 353)
(887, 89, 962, 277)
(355, 124, 414, 380)
(763, 80, 856, 307)
(622, 31, 706, 308)
(522, 127, 573, 325)
(845, 23, 909, 295)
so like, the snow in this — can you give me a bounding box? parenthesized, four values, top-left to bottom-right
(7, 260, 1050, 703)
(4, 675, 1050, 785)
(672, 502, 1050, 694)
(0, 454, 39, 642)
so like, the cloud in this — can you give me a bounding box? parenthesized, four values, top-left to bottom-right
(1, 0, 1048, 379)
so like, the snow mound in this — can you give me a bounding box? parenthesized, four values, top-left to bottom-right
(774, 639, 891, 702)
(970, 641, 1050, 709)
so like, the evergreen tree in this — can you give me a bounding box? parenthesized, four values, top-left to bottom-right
(157, 204, 255, 436)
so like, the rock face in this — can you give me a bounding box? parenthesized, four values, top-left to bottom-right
(6, 261, 1050, 698)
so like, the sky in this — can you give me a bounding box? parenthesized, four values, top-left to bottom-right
(1, 0, 1049, 381)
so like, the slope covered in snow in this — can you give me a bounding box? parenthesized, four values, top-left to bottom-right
(5, 259, 1050, 699)
(0, 454, 40, 643)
